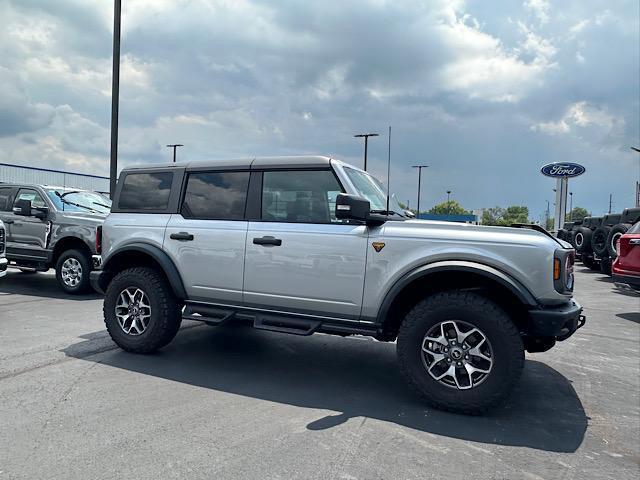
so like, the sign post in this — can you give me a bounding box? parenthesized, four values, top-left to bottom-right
(541, 162, 585, 234)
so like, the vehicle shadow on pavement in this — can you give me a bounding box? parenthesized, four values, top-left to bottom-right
(0, 270, 101, 301)
(616, 312, 640, 324)
(63, 324, 587, 453)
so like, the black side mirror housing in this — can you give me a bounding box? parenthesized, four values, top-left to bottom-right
(13, 199, 32, 217)
(34, 206, 49, 219)
(335, 194, 370, 222)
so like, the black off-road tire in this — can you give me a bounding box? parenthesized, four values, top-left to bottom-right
(606, 223, 630, 258)
(55, 249, 92, 294)
(600, 256, 612, 276)
(591, 226, 611, 257)
(104, 267, 182, 353)
(573, 227, 593, 254)
(397, 290, 524, 415)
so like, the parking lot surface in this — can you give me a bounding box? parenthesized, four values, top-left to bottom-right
(0, 267, 638, 480)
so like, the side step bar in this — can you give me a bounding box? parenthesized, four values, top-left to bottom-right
(253, 314, 321, 336)
(182, 304, 235, 326)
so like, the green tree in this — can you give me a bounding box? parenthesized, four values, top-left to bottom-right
(502, 206, 529, 224)
(566, 207, 589, 222)
(482, 207, 505, 226)
(428, 200, 469, 215)
(482, 205, 529, 226)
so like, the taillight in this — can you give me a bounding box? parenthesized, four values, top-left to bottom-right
(96, 226, 102, 254)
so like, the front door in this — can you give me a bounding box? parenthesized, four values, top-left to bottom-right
(7, 188, 49, 258)
(243, 169, 368, 318)
(163, 170, 250, 304)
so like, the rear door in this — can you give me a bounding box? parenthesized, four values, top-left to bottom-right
(243, 169, 368, 318)
(164, 169, 250, 304)
(0, 187, 16, 239)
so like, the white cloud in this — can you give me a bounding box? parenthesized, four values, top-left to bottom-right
(524, 0, 550, 24)
(531, 102, 624, 139)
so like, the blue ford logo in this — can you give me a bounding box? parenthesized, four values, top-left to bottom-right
(540, 162, 586, 178)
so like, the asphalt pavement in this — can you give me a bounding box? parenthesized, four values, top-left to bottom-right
(0, 267, 638, 479)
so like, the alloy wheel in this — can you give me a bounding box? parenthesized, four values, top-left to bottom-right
(61, 257, 83, 287)
(115, 287, 152, 335)
(421, 320, 493, 390)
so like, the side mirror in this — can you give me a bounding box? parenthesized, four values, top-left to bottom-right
(335, 194, 370, 222)
(34, 206, 49, 219)
(13, 199, 32, 217)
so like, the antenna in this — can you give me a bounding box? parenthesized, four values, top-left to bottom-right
(386, 126, 391, 212)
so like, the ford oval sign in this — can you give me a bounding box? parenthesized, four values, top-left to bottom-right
(540, 162, 586, 178)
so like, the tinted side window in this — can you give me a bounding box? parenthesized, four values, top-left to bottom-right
(0, 188, 13, 212)
(181, 171, 249, 220)
(118, 172, 173, 211)
(261, 170, 344, 224)
(15, 189, 46, 208)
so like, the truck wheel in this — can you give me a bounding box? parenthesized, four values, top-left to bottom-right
(397, 291, 524, 415)
(591, 226, 610, 257)
(606, 223, 630, 258)
(600, 256, 612, 276)
(55, 249, 91, 294)
(104, 267, 182, 353)
(581, 255, 598, 270)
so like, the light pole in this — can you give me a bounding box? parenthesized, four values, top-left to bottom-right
(109, 0, 122, 199)
(167, 144, 184, 163)
(569, 192, 573, 220)
(354, 133, 379, 171)
(412, 165, 428, 216)
(446, 190, 452, 214)
(632, 147, 640, 207)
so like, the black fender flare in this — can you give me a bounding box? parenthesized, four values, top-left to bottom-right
(375, 260, 538, 324)
(102, 242, 187, 299)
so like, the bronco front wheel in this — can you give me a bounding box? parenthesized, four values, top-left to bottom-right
(397, 290, 524, 415)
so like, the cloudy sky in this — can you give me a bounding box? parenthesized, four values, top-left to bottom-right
(0, 0, 638, 218)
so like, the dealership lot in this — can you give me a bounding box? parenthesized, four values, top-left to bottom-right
(0, 268, 638, 480)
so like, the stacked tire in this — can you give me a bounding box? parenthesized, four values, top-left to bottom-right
(575, 217, 602, 270)
(565, 220, 583, 249)
(557, 222, 573, 242)
(606, 207, 640, 259)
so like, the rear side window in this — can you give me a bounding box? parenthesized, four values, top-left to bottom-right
(118, 172, 173, 211)
(181, 171, 250, 220)
(0, 187, 13, 211)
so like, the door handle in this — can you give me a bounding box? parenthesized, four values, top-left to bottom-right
(630, 238, 640, 246)
(253, 236, 282, 246)
(170, 232, 194, 241)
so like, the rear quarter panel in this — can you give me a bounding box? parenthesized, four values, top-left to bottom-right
(102, 213, 172, 261)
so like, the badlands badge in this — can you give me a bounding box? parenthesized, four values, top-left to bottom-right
(372, 242, 385, 252)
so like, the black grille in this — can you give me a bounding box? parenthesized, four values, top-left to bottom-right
(0, 226, 5, 254)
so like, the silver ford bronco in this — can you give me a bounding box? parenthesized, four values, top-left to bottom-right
(91, 156, 584, 414)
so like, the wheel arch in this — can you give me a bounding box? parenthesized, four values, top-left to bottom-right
(52, 235, 92, 266)
(101, 243, 187, 300)
(376, 261, 537, 341)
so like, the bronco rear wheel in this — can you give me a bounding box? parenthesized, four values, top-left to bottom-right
(397, 290, 524, 415)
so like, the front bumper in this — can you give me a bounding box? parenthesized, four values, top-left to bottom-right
(528, 299, 585, 341)
(0, 257, 7, 277)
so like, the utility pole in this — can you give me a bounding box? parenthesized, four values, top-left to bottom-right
(412, 165, 428, 216)
(354, 133, 379, 171)
(569, 191, 573, 221)
(545, 200, 550, 231)
(167, 144, 184, 163)
(608, 194, 612, 214)
(109, 0, 122, 199)
(632, 147, 640, 207)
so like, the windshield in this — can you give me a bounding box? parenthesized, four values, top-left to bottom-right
(343, 167, 405, 215)
(46, 189, 111, 214)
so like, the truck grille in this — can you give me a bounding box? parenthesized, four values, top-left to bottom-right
(0, 226, 5, 254)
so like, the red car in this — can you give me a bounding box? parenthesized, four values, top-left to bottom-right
(612, 221, 640, 290)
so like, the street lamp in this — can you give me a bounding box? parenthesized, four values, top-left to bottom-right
(446, 190, 452, 214)
(569, 192, 573, 220)
(354, 133, 379, 171)
(412, 165, 428, 215)
(167, 144, 184, 163)
(109, 0, 122, 199)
